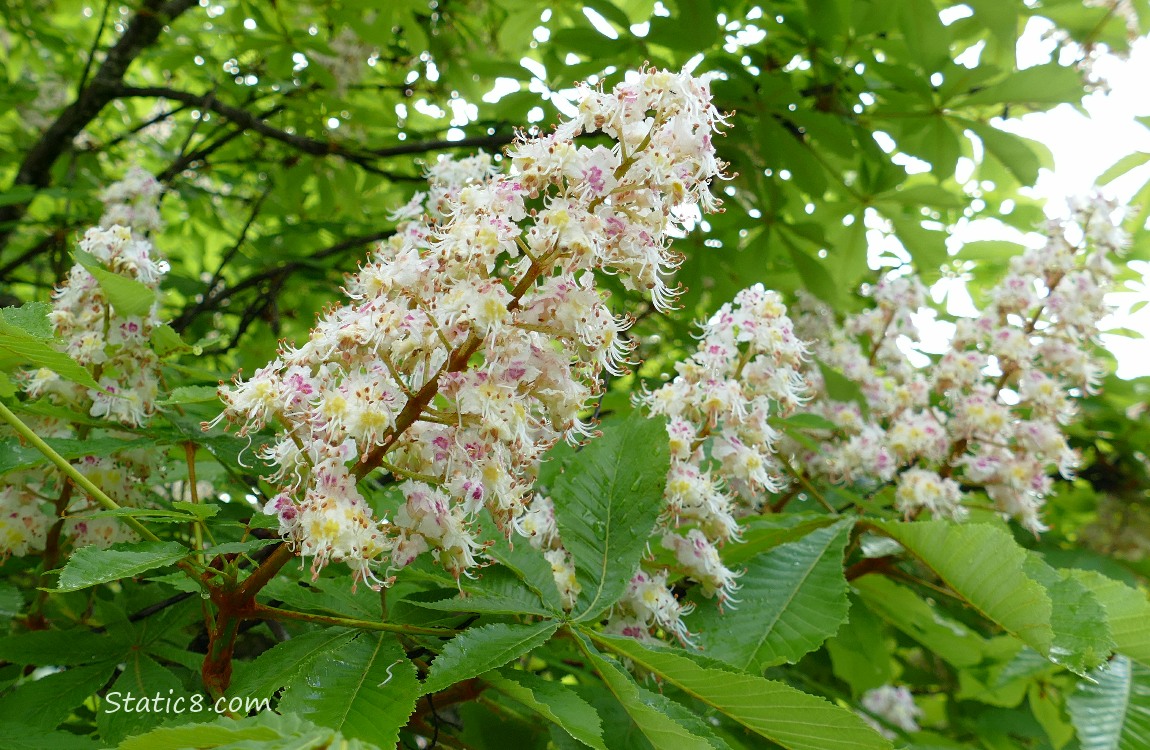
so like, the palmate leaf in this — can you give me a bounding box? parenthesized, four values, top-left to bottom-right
(411, 562, 554, 616)
(826, 595, 895, 694)
(552, 411, 669, 621)
(73, 249, 157, 318)
(0, 436, 158, 476)
(1067, 656, 1150, 750)
(119, 713, 383, 750)
(0, 661, 117, 731)
(97, 652, 183, 745)
(689, 519, 853, 671)
(577, 638, 719, 750)
(229, 627, 358, 701)
(1072, 570, 1150, 669)
(49, 541, 190, 592)
(591, 633, 893, 750)
(277, 632, 419, 748)
(422, 621, 559, 695)
(870, 521, 1055, 661)
(1022, 556, 1113, 675)
(484, 668, 608, 750)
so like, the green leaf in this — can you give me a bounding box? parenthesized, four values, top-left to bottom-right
(481, 526, 567, 613)
(230, 627, 358, 701)
(1072, 571, 1150, 668)
(871, 521, 1055, 661)
(959, 239, 1028, 262)
(200, 538, 276, 556)
(0, 629, 128, 666)
(408, 566, 552, 616)
(422, 621, 560, 695)
(277, 632, 419, 747)
(1098, 152, 1150, 185)
(965, 121, 1047, 185)
(0, 726, 99, 750)
(0, 436, 158, 475)
(0, 582, 23, 621)
(98, 653, 183, 745)
(0, 303, 54, 339)
(957, 63, 1085, 106)
(0, 324, 100, 390)
(897, 0, 950, 71)
(892, 217, 950, 274)
(578, 639, 718, 750)
(787, 243, 841, 307)
(552, 411, 669, 620)
(73, 249, 157, 318)
(49, 541, 190, 592)
(724, 514, 840, 566)
(170, 500, 219, 519)
(591, 633, 894, 750)
(774, 412, 839, 431)
(817, 360, 870, 416)
(1067, 656, 1150, 750)
(119, 713, 383, 750)
(149, 324, 191, 357)
(690, 520, 853, 671)
(155, 385, 220, 406)
(827, 595, 895, 694)
(854, 575, 986, 668)
(485, 668, 608, 750)
(0, 661, 117, 730)
(1023, 556, 1113, 675)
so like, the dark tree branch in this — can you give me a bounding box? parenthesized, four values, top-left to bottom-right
(116, 85, 517, 162)
(0, 228, 74, 282)
(0, 0, 199, 252)
(172, 230, 394, 333)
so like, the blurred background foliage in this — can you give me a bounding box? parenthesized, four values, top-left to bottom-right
(4, 0, 1150, 747)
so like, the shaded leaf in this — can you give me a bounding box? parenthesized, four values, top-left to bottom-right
(229, 627, 358, 701)
(690, 520, 853, 670)
(278, 632, 419, 747)
(591, 633, 893, 750)
(552, 411, 669, 621)
(871, 521, 1055, 661)
(485, 668, 608, 750)
(50, 541, 189, 592)
(423, 621, 559, 695)
(1068, 656, 1150, 750)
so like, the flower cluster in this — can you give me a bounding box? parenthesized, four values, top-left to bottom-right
(211, 68, 728, 587)
(312, 27, 376, 94)
(1, 215, 169, 558)
(26, 225, 168, 426)
(608, 285, 809, 642)
(790, 194, 1124, 532)
(860, 685, 922, 738)
(99, 167, 164, 235)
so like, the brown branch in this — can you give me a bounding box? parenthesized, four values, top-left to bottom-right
(0, 0, 199, 252)
(845, 554, 897, 581)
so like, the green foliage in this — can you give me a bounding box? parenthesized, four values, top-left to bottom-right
(277, 632, 420, 747)
(484, 669, 608, 750)
(689, 519, 853, 670)
(552, 411, 670, 620)
(422, 622, 561, 694)
(593, 633, 893, 750)
(119, 713, 384, 750)
(1067, 656, 1150, 750)
(1, 1, 1149, 749)
(48, 541, 190, 592)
